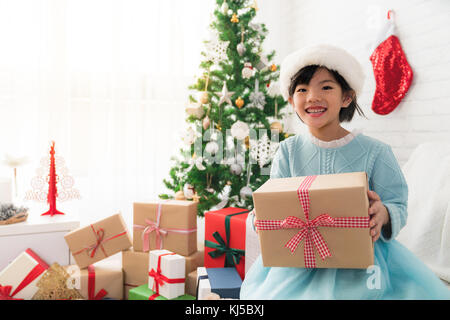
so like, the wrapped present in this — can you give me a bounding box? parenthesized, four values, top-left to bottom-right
(133, 201, 197, 256)
(122, 248, 149, 299)
(204, 207, 249, 280)
(196, 267, 242, 300)
(185, 270, 197, 297)
(253, 172, 374, 269)
(148, 249, 185, 300)
(0, 248, 49, 300)
(64, 213, 132, 269)
(64, 263, 123, 300)
(184, 249, 204, 278)
(128, 284, 195, 300)
(245, 212, 260, 275)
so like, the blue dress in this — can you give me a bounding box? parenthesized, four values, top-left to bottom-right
(240, 131, 450, 300)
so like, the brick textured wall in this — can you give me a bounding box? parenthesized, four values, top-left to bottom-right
(258, 0, 450, 166)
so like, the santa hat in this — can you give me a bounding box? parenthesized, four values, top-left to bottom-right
(279, 44, 365, 101)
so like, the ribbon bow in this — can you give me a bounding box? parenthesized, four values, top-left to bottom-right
(205, 210, 248, 268)
(0, 285, 23, 300)
(88, 226, 106, 258)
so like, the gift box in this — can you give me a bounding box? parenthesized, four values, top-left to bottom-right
(0, 207, 79, 271)
(185, 270, 198, 297)
(64, 263, 123, 300)
(122, 248, 149, 299)
(148, 249, 185, 300)
(196, 267, 242, 300)
(204, 207, 249, 280)
(133, 201, 197, 256)
(64, 213, 132, 269)
(245, 212, 260, 275)
(184, 249, 204, 277)
(0, 248, 49, 300)
(253, 172, 374, 269)
(128, 284, 195, 300)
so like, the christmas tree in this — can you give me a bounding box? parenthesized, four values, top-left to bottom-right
(160, 0, 289, 216)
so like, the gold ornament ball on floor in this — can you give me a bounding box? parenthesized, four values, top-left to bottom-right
(235, 97, 244, 109)
(270, 121, 283, 133)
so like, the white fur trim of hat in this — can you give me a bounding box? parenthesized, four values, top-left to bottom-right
(279, 44, 365, 101)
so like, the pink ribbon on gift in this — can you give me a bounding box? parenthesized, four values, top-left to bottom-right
(133, 202, 197, 252)
(255, 175, 370, 268)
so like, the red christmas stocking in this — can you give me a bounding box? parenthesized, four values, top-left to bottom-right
(370, 11, 413, 115)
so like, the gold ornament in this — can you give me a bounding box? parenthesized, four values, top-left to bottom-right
(199, 91, 209, 104)
(231, 13, 239, 23)
(175, 190, 186, 200)
(192, 192, 200, 202)
(270, 64, 277, 72)
(270, 121, 283, 133)
(235, 96, 244, 109)
(244, 136, 250, 149)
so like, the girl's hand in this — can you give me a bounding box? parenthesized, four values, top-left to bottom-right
(367, 190, 390, 243)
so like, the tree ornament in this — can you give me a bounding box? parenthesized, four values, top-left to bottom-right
(230, 120, 250, 140)
(242, 62, 254, 79)
(187, 153, 206, 171)
(266, 81, 280, 97)
(255, 56, 269, 71)
(250, 133, 279, 168)
(205, 31, 229, 65)
(216, 82, 235, 106)
(270, 64, 277, 72)
(181, 127, 198, 145)
(270, 121, 283, 133)
(205, 141, 219, 155)
(185, 102, 205, 119)
(221, 0, 229, 14)
(230, 163, 243, 175)
(202, 115, 211, 130)
(183, 184, 195, 200)
(175, 190, 186, 200)
(230, 13, 239, 23)
(240, 162, 253, 200)
(199, 91, 209, 104)
(237, 42, 246, 57)
(370, 10, 413, 115)
(235, 96, 245, 109)
(248, 79, 266, 110)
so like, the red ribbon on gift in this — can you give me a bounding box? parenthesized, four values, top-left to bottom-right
(73, 224, 128, 258)
(255, 175, 370, 268)
(134, 202, 197, 252)
(148, 252, 185, 299)
(87, 265, 108, 300)
(0, 249, 49, 299)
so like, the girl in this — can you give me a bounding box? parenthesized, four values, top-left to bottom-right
(240, 44, 450, 300)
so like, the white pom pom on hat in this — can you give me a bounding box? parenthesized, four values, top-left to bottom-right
(279, 44, 365, 101)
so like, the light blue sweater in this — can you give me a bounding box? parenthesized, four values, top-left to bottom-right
(270, 132, 408, 242)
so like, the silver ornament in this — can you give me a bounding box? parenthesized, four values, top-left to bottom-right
(240, 186, 253, 200)
(221, 1, 229, 14)
(237, 42, 246, 56)
(230, 163, 243, 175)
(205, 141, 219, 155)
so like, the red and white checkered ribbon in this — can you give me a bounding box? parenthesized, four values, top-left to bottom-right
(255, 175, 369, 268)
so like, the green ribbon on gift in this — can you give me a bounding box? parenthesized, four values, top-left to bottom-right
(205, 210, 249, 268)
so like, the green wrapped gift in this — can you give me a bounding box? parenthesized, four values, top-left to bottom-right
(128, 284, 196, 300)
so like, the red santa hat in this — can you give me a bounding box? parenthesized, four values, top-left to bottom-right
(279, 44, 365, 101)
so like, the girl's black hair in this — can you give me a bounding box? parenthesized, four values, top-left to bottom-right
(288, 65, 366, 122)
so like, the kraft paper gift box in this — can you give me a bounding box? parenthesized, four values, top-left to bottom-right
(204, 207, 249, 280)
(133, 201, 197, 256)
(0, 248, 49, 300)
(196, 267, 242, 300)
(185, 270, 198, 297)
(128, 284, 195, 300)
(122, 248, 149, 299)
(148, 249, 186, 300)
(64, 213, 132, 269)
(64, 263, 123, 300)
(253, 172, 374, 269)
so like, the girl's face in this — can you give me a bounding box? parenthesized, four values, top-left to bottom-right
(288, 67, 353, 137)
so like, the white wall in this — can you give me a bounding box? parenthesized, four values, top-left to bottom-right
(258, 0, 450, 166)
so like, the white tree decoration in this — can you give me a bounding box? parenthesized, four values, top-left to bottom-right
(247, 79, 266, 110)
(250, 134, 279, 168)
(204, 30, 229, 65)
